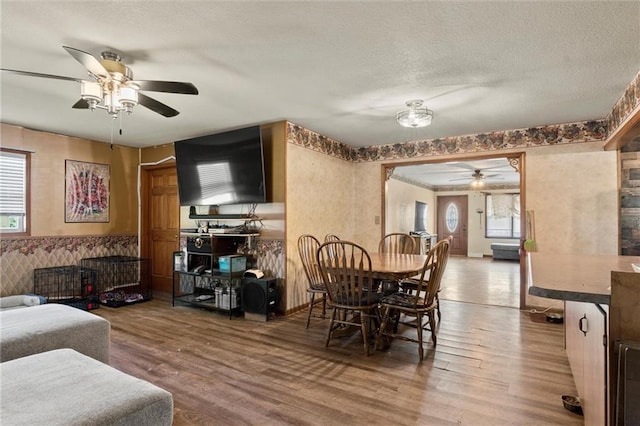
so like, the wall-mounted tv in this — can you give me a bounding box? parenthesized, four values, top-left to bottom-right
(174, 126, 266, 206)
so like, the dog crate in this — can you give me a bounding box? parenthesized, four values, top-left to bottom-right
(79, 256, 151, 307)
(33, 266, 99, 311)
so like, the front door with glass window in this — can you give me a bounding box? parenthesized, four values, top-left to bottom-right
(436, 195, 468, 256)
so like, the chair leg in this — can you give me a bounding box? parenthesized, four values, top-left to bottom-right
(393, 309, 401, 333)
(325, 307, 338, 348)
(416, 312, 424, 361)
(428, 311, 437, 345)
(321, 292, 327, 316)
(306, 293, 316, 329)
(360, 312, 370, 356)
(375, 306, 390, 351)
(436, 293, 441, 321)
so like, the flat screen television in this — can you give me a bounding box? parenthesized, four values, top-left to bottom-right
(174, 126, 266, 206)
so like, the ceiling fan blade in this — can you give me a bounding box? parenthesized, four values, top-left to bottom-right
(1, 68, 81, 82)
(72, 99, 89, 109)
(449, 177, 472, 182)
(63, 46, 110, 80)
(131, 80, 199, 95)
(444, 162, 478, 171)
(138, 93, 179, 117)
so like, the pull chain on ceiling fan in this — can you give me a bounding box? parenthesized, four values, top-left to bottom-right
(1, 45, 198, 119)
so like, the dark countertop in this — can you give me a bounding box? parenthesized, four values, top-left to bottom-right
(527, 252, 640, 304)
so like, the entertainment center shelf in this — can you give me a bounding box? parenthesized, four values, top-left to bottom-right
(172, 270, 245, 318)
(188, 214, 259, 220)
(173, 231, 258, 318)
(180, 232, 260, 237)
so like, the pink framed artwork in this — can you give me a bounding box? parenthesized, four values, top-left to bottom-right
(65, 160, 110, 223)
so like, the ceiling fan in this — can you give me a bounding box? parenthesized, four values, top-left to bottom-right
(1, 46, 198, 118)
(449, 169, 504, 183)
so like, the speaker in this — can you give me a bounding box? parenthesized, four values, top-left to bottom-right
(241, 277, 277, 321)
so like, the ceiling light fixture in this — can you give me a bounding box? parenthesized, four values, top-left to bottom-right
(396, 99, 433, 128)
(79, 51, 139, 118)
(470, 177, 485, 188)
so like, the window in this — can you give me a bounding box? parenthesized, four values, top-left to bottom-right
(486, 193, 520, 239)
(0, 148, 30, 235)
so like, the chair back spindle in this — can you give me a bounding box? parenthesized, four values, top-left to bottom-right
(379, 233, 416, 254)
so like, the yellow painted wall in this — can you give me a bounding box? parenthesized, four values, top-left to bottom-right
(140, 142, 175, 164)
(1, 123, 139, 236)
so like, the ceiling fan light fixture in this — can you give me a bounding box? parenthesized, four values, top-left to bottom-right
(470, 178, 484, 188)
(397, 99, 433, 128)
(80, 81, 102, 110)
(82, 79, 140, 116)
(118, 85, 139, 112)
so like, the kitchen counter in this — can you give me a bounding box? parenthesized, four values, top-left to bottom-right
(527, 252, 640, 304)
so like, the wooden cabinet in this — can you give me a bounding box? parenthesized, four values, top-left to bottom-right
(565, 300, 608, 425)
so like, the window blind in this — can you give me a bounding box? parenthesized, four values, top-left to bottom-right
(0, 150, 27, 215)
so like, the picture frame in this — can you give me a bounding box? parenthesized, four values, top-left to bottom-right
(65, 160, 110, 223)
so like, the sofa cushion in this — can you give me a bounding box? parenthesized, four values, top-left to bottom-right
(0, 303, 110, 363)
(0, 295, 27, 309)
(490, 243, 520, 260)
(0, 348, 173, 426)
(0, 294, 47, 310)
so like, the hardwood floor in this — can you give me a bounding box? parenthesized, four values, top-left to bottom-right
(94, 294, 582, 425)
(441, 256, 520, 308)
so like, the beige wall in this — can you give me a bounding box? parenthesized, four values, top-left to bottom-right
(0, 124, 140, 296)
(2, 123, 139, 236)
(385, 178, 436, 235)
(526, 141, 618, 255)
(351, 141, 618, 308)
(286, 143, 355, 312)
(2, 122, 621, 311)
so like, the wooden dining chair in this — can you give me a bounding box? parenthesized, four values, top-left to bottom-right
(316, 240, 380, 356)
(323, 234, 342, 258)
(297, 234, 327, 328)
(377, 233, 416, 294)
(375, 238, 450, 361)
(378, 233, 416, 254)
(401, 235, 452, 321)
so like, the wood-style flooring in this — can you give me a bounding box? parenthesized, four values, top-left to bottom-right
(441, 256, 520, 308)
(94, 292, 583, 425)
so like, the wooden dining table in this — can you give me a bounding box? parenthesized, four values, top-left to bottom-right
(369, 252, 428, 281)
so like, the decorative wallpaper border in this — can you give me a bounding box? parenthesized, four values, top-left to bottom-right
(607, 70, 640, 134)
(287, 120, 606, 163)
(0, 234, 137, 256)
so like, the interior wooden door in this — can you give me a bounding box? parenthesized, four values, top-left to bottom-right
(144, 165, 180, 293)
(436, 195, 468, 256)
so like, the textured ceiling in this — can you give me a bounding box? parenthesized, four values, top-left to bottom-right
(1, 1, 639, 150)
(392, 157, 520, 188)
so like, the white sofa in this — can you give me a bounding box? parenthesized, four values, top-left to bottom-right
(0, 303, 110, 363)
(1, 348, 174, 426)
